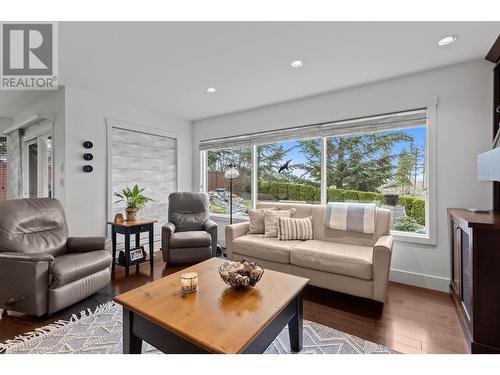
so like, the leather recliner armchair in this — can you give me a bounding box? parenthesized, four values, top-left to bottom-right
(161, 192, 217, 265)
(0, 198, 112, 316)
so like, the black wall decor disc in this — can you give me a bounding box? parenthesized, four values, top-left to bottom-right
(83, 153, 93, 161)
(83, 165, 93, 173)
(83, 141, 93, 149)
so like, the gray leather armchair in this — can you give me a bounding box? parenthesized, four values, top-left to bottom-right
(161, 192, 217, 264)
(0, 198, 112, 316)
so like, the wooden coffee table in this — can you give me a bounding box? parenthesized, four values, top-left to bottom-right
(113, 257, 308, 354)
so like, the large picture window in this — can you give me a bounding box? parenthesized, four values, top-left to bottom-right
(200, 108, 431, 240)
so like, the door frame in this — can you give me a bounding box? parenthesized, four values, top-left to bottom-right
(21, 121, 54, 198)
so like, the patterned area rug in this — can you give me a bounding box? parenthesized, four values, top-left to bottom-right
(0, 301, 393, 354)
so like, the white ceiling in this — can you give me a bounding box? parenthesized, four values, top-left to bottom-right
(2, 22, 499, 121)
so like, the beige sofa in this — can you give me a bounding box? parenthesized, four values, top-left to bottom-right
(225, 202, 393, 303)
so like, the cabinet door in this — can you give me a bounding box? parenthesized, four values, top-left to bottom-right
(451, 220, 461, 296)
(461, 228, 473, 323)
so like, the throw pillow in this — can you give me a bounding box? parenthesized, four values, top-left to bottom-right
(278, 216, 314, 241)
(263, 208, 296, 238)
(248, 208, 276, 234)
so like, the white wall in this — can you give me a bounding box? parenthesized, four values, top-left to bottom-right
(192, 60, 494, 291)
(64, 86, 193, 237)
(12, 89, 66, 203)
(0, 117, 13, 132)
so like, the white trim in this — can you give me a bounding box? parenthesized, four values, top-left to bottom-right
(199, 150, 207, 192)
(2, 115, 55, 135)
(105, 117, 179, 222)
(21, 120, 54, 198)
(389, 268, 449, 292)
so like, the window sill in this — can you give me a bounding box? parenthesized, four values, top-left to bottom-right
(391, 230, 435, 245)
(209, 214, 435, 245)
(209, 213, 249, 222)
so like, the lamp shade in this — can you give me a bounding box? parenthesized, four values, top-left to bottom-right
(478, 148, 500, 181)
(224, 166, 239, 180)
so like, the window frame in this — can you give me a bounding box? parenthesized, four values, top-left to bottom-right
(200, 105, 436, 245)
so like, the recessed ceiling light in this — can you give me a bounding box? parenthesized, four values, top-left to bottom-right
(290, 60, 304, 68)
(206, 87, 216, 93)
(438, 35, 459, 46)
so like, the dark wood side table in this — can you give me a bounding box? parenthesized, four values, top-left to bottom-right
(448, 208, 500, 353)
(107, 219, 157, 276)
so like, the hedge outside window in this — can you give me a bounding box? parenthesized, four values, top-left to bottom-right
(207, 147, 251, 217)
(326, 127, 426, 234)
(257, 139, 321, 205)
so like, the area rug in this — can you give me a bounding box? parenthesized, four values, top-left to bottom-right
(0, 301, 393, 354)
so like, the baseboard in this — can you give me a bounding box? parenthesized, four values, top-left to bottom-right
(389, 268, 449, 292)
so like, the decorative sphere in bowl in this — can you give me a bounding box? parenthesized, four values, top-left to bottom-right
(218, 259, 264, 288)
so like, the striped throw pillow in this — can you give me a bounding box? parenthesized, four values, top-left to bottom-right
(278, 216, 314, 241)
(263, 208, 296, 238)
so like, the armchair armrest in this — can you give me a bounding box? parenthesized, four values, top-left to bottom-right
(0, 252, 54, 316)
(372, 235, 394, 302)
(66, 237, 111, 254)
(0, 252, 55, 264)
(224, 222, 249, 260)
(204, 219, 218, 257)
(161, 222, 176, 262)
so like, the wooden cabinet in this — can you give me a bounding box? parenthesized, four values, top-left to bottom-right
(449, 208, 500, 353)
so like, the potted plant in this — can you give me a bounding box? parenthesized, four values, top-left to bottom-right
(377, 181, 400, 206)
(114, 184, 153, 222)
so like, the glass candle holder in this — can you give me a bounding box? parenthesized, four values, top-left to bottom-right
(181, 272, 198, 294)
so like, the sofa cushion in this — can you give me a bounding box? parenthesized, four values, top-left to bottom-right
(278, 216, 314, 241)
(290, 240, 373, 280)
(169, 231, 212, 248)
(248, 208, 276, 234)
(232, 234, 302, 264)
(264, 209, 296, 238)
(51, 250, 111, 288)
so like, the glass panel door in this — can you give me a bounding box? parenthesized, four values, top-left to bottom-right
(23, 132, 53, 198)
(39, 135, 53, 198)
(27, 140, 38, 198)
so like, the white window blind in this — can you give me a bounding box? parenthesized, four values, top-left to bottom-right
(39, 135, 52, 198)
(199, 109, 427, 150)
(111, 127, 177, 251)
(0, 137, 6, 200)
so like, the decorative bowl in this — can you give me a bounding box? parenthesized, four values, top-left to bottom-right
(218, 259, 264, 288)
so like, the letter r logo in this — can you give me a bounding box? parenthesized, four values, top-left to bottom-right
(2, 23, 53, 75)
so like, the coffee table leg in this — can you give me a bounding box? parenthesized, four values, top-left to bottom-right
(288, 294, 303, 352)
(123, 308, 142, 354)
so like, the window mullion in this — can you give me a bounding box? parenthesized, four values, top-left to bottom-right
(320, 137, 327, 204)
(251, 144, 257, 209)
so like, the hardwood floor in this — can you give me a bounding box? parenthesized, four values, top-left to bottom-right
(0, 252, 468, 354)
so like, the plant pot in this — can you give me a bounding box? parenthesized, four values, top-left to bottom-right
(383, 194, 399, 206)
(125, 208, 138, 222)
